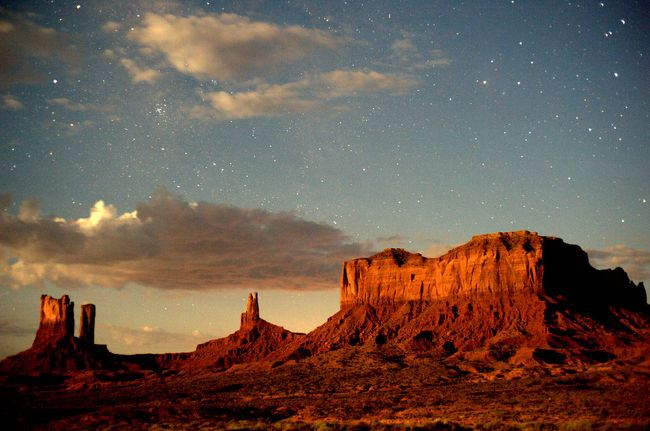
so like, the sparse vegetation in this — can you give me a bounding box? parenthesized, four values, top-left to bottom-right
(1, 345, 648, 430)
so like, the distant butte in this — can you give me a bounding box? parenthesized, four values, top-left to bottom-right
(1, 231, 648, 377)
(289, 230, 647, 363)
(341, 230, 645, 308)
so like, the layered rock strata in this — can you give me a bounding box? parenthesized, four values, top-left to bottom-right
(340, 231, 645, 309)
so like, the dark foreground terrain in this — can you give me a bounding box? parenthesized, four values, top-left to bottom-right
(2, 345, 648, 430)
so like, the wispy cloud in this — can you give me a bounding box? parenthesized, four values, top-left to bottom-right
(0, 94, 23, 110)
(0, 187, 371, 291)
(119, 58, 162, 84)
(195, 69, 417, 120)
(47, 97, 88, 111)
(389, 35, 450, 70)
(128, 12, 343, 81)
(587, 245, 650, 283)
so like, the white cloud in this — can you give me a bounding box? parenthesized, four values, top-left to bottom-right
(202, 86, 328, 120)
(128, 12, 342, 81)
(197, 69, 417, 120)
(119, 58, 162, 84)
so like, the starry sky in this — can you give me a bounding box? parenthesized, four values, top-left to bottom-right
(1, 0, 648, 358)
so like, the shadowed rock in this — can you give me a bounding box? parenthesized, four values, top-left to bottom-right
(79, 304, 96, 345)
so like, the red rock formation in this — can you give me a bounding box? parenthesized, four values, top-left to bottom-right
(79, 304, 96, 345)
(0, 295, 117, 375)
(340, 231, 645, 309)
(161, 292, 305, 370)
(240, 292, 260, 328)
(33, 294, 75, 348)
(279, 231, 648, 364)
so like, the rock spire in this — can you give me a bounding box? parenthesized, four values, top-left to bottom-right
(240, 292, 260, 328)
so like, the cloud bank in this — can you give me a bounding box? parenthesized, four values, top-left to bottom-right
(0, 188, 370, 291)
(129, 12, 342, 81)
(109, 11, 417, 119)
(587, 245, 650, 283)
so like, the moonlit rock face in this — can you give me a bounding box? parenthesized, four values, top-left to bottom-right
(240, 292, 260, 328)
(340, 231, 645, 309)
(33, 294, 75, 347)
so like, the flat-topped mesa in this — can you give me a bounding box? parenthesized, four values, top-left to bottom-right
(240, 292, 260, 328)
(79, 303, 96, 345)
(340, 230, 645, 309)
(33, 294, 75, 348)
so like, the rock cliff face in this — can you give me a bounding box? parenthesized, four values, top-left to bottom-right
(33, 294, 75, 348)
(240, 292, 260, 328)
(79, 304, 96, 345)
(340, 231, 645, 309)
(274, 231, 648, 364)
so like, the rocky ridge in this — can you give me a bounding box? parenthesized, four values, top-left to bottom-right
(158, 292, 305, 370)
(1, 231, 648, 376)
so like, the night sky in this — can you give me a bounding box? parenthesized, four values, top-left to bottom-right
(1, 0, 648, 358)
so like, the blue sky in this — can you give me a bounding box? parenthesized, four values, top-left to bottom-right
(0, 0, 648, 358)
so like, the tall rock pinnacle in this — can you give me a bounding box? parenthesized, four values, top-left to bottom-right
(240, 292, 260, 328)
(79, 303, 96, 345)
(33, 294, 75, 348)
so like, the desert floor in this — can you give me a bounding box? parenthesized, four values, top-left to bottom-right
(1, 345, 648, 430)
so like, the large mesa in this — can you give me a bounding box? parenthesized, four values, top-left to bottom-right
(340, 230, 645, 309)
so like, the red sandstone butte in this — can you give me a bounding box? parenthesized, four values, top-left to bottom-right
(340, 230, 645, 308)
(281, 231, 647, 363)
(33, 294, 75, 348)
